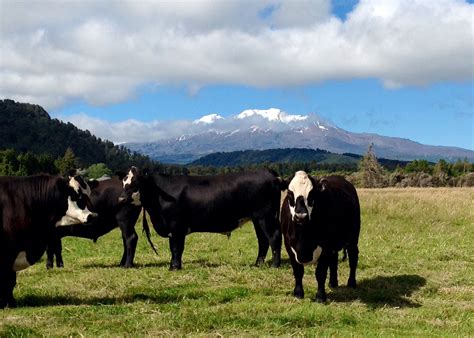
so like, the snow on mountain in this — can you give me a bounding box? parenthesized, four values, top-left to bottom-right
(236, 108, 308, 123)
(193, 113, 224, 124)
(124, 107, 474, 164)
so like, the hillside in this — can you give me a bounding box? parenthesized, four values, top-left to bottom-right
(191, 148, 409, 170)
(0, 99, 154, 171)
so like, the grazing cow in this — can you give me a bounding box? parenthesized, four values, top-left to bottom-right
(0, 174, 97, 308)
(120, 167, 285, 270)
(281, 171, 360, 303)
(47, 177, 142, 269)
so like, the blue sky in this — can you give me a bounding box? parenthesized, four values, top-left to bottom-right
(1, 0, 473, 150)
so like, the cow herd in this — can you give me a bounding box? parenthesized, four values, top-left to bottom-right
(0, 167, 360, 308)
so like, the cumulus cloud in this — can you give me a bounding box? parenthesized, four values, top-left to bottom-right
(1, 0, 472, 109)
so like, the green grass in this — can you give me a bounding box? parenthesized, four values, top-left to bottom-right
(1, 188, 473, 336)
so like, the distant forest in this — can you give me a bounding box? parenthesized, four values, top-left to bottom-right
(1, 99, 473, 187)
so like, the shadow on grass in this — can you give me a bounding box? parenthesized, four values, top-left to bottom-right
(81, 261, 170, 269)
(16, 285, 251, 308)
(329, 274, 426, 308)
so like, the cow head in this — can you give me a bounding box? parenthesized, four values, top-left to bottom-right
(56, 175, 98, 226)
(287, 171, 315, 222)
(285, 171, 322, 265)
(119, 166, 142, 206)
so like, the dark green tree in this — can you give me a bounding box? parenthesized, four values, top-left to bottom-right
(358, 144, 386, 188)
(55, 147, 77, 175)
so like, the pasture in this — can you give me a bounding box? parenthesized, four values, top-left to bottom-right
(1, 188, 473, 336)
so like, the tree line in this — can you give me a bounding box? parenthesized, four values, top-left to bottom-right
(1, 146, 473, 187)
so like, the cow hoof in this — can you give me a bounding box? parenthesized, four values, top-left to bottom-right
(169, 265, 182, 271)
(293, 287, 304, 299)
(254, 257, 265, 267)
(347, 279, 357, 288)
(57, 263, 64, 268)
(122, 263, 134, 269)
(2, 298, 17, 308)
(315, 290, 327, 303)
(46, 264, 53, 270)
(329, 280, 339, 288)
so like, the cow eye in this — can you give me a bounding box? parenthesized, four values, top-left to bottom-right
(287, 191, 295, 207)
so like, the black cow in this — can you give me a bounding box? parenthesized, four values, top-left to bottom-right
(0, 174, 97, 308)
(47, 177, 142, 269)
(281, 171, 360, 303)
(120, 167, 285, 270)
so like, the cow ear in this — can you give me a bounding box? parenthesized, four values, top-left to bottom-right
(318, 178, 328, 192)
(67, 169, 77, 179)
(88, 179, 99, 190)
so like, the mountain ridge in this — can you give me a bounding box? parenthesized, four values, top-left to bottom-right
(126, 108, 473, 164)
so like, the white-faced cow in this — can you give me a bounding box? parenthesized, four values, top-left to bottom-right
(0, 174, 97, 308)
(281, 171, 360, 303)
(120, 167, 285, 270)
(47, 177, 143, 269)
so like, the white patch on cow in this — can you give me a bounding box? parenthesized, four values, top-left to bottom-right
(123, 169, 134, 187)
(288, 171, 314, 220)
(69, 176, 90, 195)
(13, 251, 31, 271)
(131, 191, 141, 206)
(290, 246, 322, 266)
(168, 232, 173, 237)
(56, 197, 97, 226)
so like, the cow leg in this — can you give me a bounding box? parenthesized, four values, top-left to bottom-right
(328, 250, 339, 288)
(266, 217, 282, 268)
(46, 245, 54, 269)
(315, 253, 330, 303)
(347, 244, 359, 288)
(55, 239, 64, 268)
(119, 221, 138, 268)
(252, 219, 269, 266)
(0, 270, 17, 309)
(46, 236, 63, 269)
(284, 239, 304, 298)
(169, 234, 185, 270)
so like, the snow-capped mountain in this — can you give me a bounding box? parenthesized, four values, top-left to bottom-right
(125, 108, 474, 164)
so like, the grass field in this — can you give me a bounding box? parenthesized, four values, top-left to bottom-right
(1, 188, 473, 336)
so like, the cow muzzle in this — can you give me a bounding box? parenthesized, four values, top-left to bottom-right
(294, 212, 308, 221)
(87, 212, 99, 223)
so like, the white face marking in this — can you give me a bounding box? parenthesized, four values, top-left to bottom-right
(69, 177, 91, 196)
(288, 171, 313, 220)
(13, 251, 31, 271)
(123, 169, 134, 187)
(290, 246, 322, 266)
(56, 197, 97, 226)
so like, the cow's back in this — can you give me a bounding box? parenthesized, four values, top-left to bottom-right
(154, 169, 282, 231)
(313, 175, 360, 249)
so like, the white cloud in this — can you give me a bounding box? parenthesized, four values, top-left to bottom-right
(1, 0, 472, 109)
(61, 108, 321, 143)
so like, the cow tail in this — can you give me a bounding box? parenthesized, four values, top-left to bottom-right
(142, 208, 159, 256)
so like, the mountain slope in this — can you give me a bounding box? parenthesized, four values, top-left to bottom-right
(126, 109, 473, 164)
